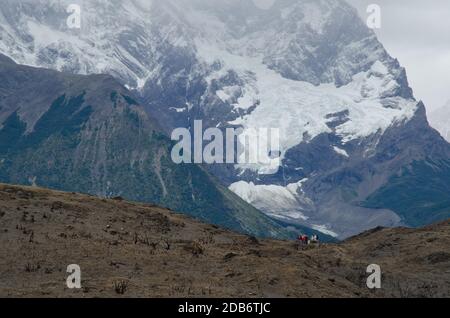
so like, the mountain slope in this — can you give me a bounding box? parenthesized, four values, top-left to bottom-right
(1, 0, 450, 238)
(364, 158, 450, 227)
(0, 54, 297, 239)
(428, 101, 450, 142)
(1, 183, 449, 298)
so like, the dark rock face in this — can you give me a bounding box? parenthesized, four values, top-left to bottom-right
(292, 103, 450, 237)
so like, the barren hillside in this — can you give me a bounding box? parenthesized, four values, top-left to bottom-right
(0, 184, 449, 298)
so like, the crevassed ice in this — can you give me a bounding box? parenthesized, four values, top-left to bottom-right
(195, 43, 418, 173)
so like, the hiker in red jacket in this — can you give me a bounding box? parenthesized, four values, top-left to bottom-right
(299, 235, 307, 245)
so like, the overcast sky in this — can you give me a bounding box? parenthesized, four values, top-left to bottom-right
(346, 0, 450, 113)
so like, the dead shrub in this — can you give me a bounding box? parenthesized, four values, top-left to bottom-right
(25, 262, 40, 272)
(184, 241, 204, 257)
(113, 279, 129, 295)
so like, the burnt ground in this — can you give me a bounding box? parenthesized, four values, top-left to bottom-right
(0, 183, 449, 298)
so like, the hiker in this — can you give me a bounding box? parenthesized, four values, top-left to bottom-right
(298, 234, 306, 245)
(310, 234, 320, 246)
(297, 234, 304, 249)
(304, 235, 309, 245)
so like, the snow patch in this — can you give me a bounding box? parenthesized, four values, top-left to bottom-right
(333, 146, 349, 158)
(229, 181, 308, 221)
(310, 224, 339, 238)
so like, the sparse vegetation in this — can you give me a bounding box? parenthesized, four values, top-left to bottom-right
(113, 280, 129, 295)
(24, 262, 40, 272)
(1, 184, 450, 298)
(184, 241, 204, 257)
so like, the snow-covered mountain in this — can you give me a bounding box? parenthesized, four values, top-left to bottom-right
(429, 101, 450, 142)
(1, 0, 449, 238)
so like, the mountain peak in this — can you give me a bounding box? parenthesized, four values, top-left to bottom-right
(429, 100, 450, 142)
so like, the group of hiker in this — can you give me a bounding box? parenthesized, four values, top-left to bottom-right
(297, 234, 320, 245)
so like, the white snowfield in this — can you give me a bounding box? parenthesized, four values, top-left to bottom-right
(228, 176, 402, 239)
(198, 43, 418, 171)
(229, 180, 339, 237)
